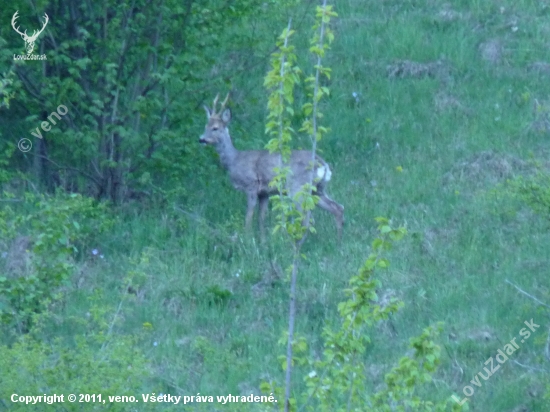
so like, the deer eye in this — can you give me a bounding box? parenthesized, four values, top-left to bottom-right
(212, 126, 219, 131)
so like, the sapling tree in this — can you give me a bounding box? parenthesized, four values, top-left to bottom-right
(262, 3, 459, 411)
(264, 2, 336, 410)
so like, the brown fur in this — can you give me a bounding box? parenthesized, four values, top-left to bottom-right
(199, 95, 344, 238)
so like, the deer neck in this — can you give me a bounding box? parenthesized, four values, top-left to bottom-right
(216, 134, 239, 171)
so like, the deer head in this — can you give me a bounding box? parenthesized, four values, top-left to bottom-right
(11, 11, 49, 55)
(199, 93, 231, 146)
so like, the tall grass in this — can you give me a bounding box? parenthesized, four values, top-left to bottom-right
(8, 0, 550, 410)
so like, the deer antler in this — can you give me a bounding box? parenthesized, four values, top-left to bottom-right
(211, 93, 220, 114)
(219, 93, 230, 112)
(211, 93, 230, 116)
(11, 11, 26, 37)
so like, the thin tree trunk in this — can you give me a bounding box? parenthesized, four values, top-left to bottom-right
(284, 248, 300, 412)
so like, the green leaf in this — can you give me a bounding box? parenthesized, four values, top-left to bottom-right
(380, 225, 392, 234)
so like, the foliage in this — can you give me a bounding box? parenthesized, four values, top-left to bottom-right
(498, 168, 550, 411)
(299, 4, 336, 143)
(264, 22, 303, 239)
(262, 219, 460, 411)
(1, 0, 549, 410)
(0, 285, 150, 411)
(0, 66, 17, 186)
(0, 141, 16, 187)
(0, 66, 15, 109)
(263, 5, 339, 410)
(265, 4, 337, 242)
(0, 0, 287, 203)
(0, 191, 113, 331)
(505, 170, 550, 220)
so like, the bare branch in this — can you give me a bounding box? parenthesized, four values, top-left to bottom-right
(512, 360, 548, 374)
(36, 154, 102, 186)
(505, 279, 550, 309)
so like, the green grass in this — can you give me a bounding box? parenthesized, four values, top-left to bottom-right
(4, 0, 550, 410)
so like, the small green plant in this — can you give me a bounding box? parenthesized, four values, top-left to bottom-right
(261, 219, 461, 411)
(506, 171, 550, 219)
(0, 191, 113, 331)
(0, 258, 151, 412)
(487, 165, 550, 225)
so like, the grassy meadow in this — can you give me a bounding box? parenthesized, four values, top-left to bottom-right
(2, 0, 550, 411)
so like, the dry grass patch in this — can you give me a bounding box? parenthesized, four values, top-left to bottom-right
(386, 59, 452, 80)
(528, 62, 550, 75)
(434, 90, 469, 113)
(479, 39, 504, 65)
(442, 150, 529, 190)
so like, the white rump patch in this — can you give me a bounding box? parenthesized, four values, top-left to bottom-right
(317, 164, 332, 181)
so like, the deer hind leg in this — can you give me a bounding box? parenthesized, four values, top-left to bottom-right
(245, 193, 258, 230)
(259, 193, 269, 240)
(317, 194, 345, 239)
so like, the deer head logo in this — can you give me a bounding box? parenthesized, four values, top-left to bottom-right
(11, 11, 49, 55)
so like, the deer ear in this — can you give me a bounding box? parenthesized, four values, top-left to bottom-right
(203, 105, 212, 118)
(221, 108, 231, 123)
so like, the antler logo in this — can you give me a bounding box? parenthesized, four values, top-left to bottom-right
(11, 11, 49, 56)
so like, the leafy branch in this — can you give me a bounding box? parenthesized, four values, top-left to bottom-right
(263, 3, 337, 410)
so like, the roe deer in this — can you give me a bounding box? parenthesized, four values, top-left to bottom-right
(199, 93, 344, 238)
